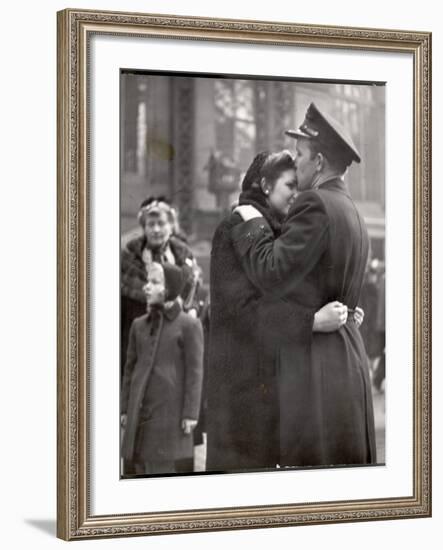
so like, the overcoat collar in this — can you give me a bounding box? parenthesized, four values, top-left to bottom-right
(163, 300, 182, 321)
(145, 299, 182, 323)
(126, 234, 191, 265)
(238, 187, 283, 235)
(318, 176, 350, 197)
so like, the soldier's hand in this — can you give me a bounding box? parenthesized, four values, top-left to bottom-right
(187, 308, 198, 318)
(233, 205, 262, 222)
(313, 301, 348, 332)
(182, 418, 198, 434)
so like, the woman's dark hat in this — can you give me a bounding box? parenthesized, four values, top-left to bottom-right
(286, 102, 361, 164)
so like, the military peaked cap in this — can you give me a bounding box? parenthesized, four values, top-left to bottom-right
(286, 102, 361, 164)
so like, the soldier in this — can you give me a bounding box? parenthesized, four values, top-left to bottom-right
(232, 103, 376, 467)
(207, 149, 360, 472)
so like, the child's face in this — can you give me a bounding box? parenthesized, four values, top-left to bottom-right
(143, 265, 166, 306)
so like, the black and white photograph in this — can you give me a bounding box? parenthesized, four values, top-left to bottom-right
(119, 71, 386, 478)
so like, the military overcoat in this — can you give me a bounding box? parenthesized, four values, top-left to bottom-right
(232, 177, 376, 467)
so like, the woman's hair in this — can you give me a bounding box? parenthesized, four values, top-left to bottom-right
(241, 150, 296, 193)
(137, 196, 180, 233)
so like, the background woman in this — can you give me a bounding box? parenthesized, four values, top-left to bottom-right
(121, 197, 198, 379)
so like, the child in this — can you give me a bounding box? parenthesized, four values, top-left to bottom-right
(121, 262, 204, 475)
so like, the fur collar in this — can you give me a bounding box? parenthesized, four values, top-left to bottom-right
(238, 188, 283, 235)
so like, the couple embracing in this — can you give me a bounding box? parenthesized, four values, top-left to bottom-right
(207, 103, 377, 472)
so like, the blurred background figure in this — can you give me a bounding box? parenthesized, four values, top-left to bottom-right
(360, 257, 386, 391)
(373, 268, 386, 392)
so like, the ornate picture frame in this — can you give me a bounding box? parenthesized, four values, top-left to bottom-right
(57, 8, 431, 540)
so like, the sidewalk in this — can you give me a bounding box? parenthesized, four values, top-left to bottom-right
(372, 386, 386, 463)
(195, 386, 386, 470)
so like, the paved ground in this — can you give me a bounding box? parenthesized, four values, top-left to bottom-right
(194, 384, 386, 471)
(372, 386, 386, 464)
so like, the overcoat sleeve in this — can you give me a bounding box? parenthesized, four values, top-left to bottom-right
(231, 191, 329, 295)
(181, 317, 204, 421)
(120, 320, 137, 414)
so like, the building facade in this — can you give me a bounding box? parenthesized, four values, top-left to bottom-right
(121, 72, 385, 282)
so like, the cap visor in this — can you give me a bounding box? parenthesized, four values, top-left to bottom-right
(285, 129, 312, 139)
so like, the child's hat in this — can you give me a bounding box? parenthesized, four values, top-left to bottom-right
(162, 262, 186, 301)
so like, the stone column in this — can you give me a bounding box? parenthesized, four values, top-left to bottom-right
(171, 77, 195, 235)
(194, 79, 217, 211)
(254, 81, 270, 152)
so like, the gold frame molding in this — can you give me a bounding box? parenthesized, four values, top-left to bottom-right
(57, 8, 432, 541)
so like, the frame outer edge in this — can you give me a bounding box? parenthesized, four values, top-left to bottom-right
(423, 31, 432, 517)
(55, 8, 432, 539)
(415, 32, 431, 517)
(57, 8, 72, 541)
(418, 31, 431, 516)
(428, 31, 432, 518)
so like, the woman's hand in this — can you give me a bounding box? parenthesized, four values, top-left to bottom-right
(313, 301, 348, 333)
(353, 306, 365, 328)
